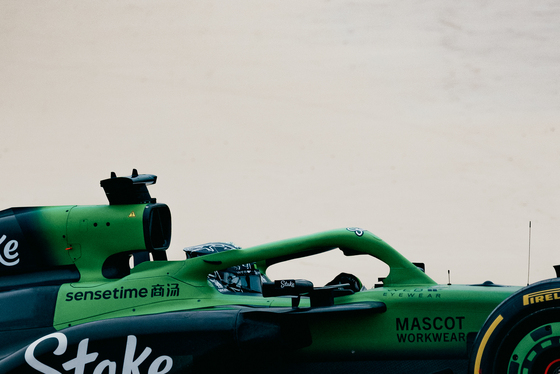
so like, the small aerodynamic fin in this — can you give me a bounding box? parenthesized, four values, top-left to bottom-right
(100, 169, 157, 205)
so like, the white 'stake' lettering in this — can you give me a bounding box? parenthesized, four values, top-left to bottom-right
(24, 333, 173, 374)
(280, 280, 295, 288)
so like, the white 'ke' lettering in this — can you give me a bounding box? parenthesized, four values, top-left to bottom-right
(0, 234, 19, 266)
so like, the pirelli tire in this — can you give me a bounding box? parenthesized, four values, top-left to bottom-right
(469, 278, 560, 374)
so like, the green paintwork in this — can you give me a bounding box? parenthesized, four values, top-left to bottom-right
(176, 229, 436, 287)
(0, 172, 541, 373)
(65, 204, 147, 280)
(302, 285, 516, 360)
(21, 206, 77, 267)
(6, 204, 153, 276)
(51, 226, 520, 359)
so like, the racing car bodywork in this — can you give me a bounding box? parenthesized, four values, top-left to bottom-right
(1, 170, 557, 374)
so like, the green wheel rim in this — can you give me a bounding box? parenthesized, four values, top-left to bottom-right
(508, 322, 560, 374)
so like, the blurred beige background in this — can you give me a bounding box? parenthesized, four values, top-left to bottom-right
(1, 1, 559, 287)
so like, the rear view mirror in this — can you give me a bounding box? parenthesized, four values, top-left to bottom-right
(262, 279, 314, 297)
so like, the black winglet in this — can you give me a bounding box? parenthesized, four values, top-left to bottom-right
(100, 169, 157, 205)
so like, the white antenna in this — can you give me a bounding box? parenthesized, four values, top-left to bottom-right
(527, 221, 532, 286)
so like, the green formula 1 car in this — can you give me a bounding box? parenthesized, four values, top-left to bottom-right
(1, 171, 559, 374)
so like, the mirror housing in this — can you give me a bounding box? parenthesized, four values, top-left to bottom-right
(262, 279, 314, 297)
